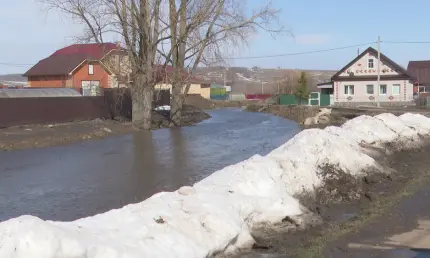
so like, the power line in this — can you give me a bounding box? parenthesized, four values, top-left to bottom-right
(222, 42, 377, 60)
(382, 41, 430, 44)
(0, 62, 34, 67)
(4, 40, 421, 65)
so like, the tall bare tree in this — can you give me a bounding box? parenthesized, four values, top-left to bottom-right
(162, 0, 283, 124)
(39, 0, 168, 129)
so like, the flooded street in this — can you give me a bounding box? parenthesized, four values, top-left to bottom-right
(0, 108, 300, 222)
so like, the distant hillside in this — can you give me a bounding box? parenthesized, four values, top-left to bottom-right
(194, 67, 336, 94)
(0, 74, 27, 87)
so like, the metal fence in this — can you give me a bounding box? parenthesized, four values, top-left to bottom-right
(0, 88, 172, 127)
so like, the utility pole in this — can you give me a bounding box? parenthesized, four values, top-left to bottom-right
(223, 67, 226, 87)
(376, 36, 381, 107)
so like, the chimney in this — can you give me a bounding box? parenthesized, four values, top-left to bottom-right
(116, 41, 121, 49)
(357, 48, 360, 56)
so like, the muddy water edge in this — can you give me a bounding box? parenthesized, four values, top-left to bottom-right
(234, 143, 430, 258)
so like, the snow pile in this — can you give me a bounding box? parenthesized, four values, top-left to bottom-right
(1, 112, 430, 258)
(194, 155, 303, 224)
(154, 105, 171, 111)
(399, 113, 430, 135)
(267, 129, 378, 195)
(339, 115, 398, 145)
(0, 157, 304, 258)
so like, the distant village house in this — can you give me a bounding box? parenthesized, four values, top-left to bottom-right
(24, 43, 129, 96)
(318, 47, 415, 106)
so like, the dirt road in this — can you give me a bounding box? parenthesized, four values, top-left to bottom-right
(325, 171, 430, 258)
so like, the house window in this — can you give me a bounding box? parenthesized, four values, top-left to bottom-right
(368, 59, 374, 69)
(419, 86, 430, 93)
(380, 84, 387, 95)
(88, 64, 94, 75)
(392, 84, 401, 95)
(366, 84, 374, 94)
(344, 85, 354, 95)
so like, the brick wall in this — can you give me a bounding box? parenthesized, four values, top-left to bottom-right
(72, 62, 109, 89)
(28, 75, 71, 88)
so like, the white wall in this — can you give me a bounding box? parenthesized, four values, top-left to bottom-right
(333, 79, 414, 103)
(154, 83, 210, 99)
(338, 52, 400, 77)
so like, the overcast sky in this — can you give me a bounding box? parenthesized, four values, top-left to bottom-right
(2, 0, 430, 74)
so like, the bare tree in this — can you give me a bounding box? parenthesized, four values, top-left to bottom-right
(161, 0, 283, 124)
(38, 0, 168, 129)
(39, 0, 284, 127)
(273, 70, 300, 94)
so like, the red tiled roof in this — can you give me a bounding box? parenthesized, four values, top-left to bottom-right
(24, 43, 118, 77)
(51, 43, 118, 59)
(407, 61, 430, 85)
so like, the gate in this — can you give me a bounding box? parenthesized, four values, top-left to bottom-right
(320, 93, 331, 106)
(309, 92, 319, 106)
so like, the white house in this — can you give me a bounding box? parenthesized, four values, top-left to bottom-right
(318, 47, 414, 106)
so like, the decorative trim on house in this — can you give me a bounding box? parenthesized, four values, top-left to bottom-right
(331, 47, 411, 81)
(334, 75, 411, 81)
(68, 60, 114, 76)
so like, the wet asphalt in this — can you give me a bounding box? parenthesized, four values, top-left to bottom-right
(0, 108, 300, 222)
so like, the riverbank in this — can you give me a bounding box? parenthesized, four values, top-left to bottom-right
(0, 119, 134, 151)
(245, 104, 430, 129)
(0, 96, 253, 151)
(0, 104, 210, 151)
(237, 142, 430, 258)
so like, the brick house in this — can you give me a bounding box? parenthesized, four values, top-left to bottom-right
(407, 60, 430, 97)
(24, 43, 129, 95)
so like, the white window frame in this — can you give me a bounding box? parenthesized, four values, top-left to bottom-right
(380, 84, 387, 95)
(344, 85, 354, 95)
(392, 84, 401, 95)
(368, 58, 374, 69)
(88, 64, 94, 75)
(366, 84, 374, 95)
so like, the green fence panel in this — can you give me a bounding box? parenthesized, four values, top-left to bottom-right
(279, 94, 312, 105)
(320, 94, 330, 106)
(279, 94, 298, 105)
(310, 92, 319, 99)
(299, 98, 309, 105)
(310, 99, 319, 106)
(210, 88, 226, 96)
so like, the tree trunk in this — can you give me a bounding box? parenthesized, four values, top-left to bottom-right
(170, 81, 183, 126)
(131, 72, 153, 130)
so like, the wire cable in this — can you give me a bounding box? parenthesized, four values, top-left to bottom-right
(0, 41, 379, 65)
(222, 42, 377, 60)
(382, 41, 430, 44)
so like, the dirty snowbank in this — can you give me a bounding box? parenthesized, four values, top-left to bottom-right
(267, 128, 378, 195)
(1, 112, 430, 258)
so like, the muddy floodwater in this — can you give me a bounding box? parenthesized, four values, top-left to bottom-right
(0, 108, 300, 222)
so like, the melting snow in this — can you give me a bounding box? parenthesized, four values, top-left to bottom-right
(1, 112, 429, 258)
